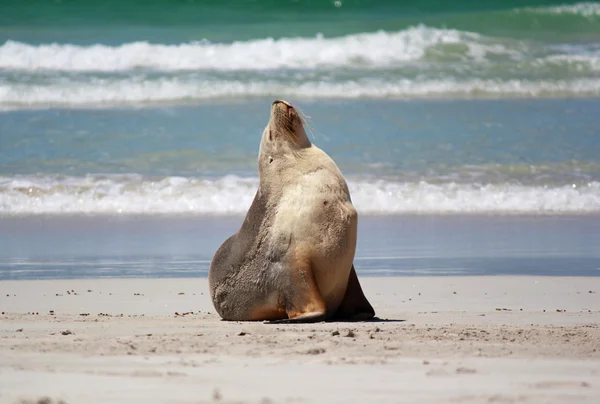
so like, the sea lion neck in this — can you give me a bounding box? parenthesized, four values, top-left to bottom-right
(257, 100, 313, 184)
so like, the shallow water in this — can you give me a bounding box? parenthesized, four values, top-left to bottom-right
(0, 215, 598, 280)
(2, 99, 599, 215)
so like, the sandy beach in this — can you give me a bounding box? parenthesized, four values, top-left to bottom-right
(1, 276, 599, 403)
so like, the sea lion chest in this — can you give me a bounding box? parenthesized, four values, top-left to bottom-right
(268, 160, 358, 312)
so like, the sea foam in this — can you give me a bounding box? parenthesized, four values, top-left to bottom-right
(2, 25, 600, 107)
(0, 26, 498, 72)
(2, 25, 598, 74)
(1, 175, 599, 215)
(522, 2, 600, 18)
(3, 77, 600, 108)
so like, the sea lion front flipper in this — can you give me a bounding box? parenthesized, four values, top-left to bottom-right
(332, 265, 375, 321)
(268, 261, 327, 324)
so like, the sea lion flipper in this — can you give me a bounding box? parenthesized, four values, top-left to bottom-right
(266, 312, 326, 324)
(332, 265, 375, 321)
(269, 261, 327, 324)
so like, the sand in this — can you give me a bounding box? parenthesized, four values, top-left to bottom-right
(1, 276, 599, 403)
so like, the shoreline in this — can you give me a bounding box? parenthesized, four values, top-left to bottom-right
(2, 215, 600, 280)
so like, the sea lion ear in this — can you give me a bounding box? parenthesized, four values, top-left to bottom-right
(268, 129, 273, 142)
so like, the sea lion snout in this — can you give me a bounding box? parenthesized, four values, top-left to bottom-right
(270, 99, 304, 141)
(272, 99, 297, 120)
(272, 99, 292, 108)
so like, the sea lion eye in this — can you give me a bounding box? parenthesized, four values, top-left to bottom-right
(269, 156, 274, 164)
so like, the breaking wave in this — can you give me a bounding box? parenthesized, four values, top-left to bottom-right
(520, 2, 600, 18)
(1, 175, 599, 215)
(3, 77, 600, 108)
(3, 24, 600, 107)
(0, 27, 514, 72)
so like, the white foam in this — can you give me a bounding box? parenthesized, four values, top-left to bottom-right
(522, 2, 600, 18)
(0, 175, 257, 215)
(2, 24, 600, 107)
(3, 26, 598, 76)
(351, 180, 600, 214)
(545, 50, 600, 71)
(1, 175, 599, 215)
(3, 77, 600, 108)
(0, 26, 510, 72)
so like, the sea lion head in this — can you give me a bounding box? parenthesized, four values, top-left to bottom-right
(258, 100, 311, 174)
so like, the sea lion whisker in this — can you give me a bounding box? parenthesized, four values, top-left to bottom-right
(292, 106, 317, 140)
(293, 106, 309, 125)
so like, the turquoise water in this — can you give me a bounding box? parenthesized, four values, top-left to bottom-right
(3, 1, 600, 107)
(1, 0, 599, 215)
(1, 1, 599, 279)
(3, 1, 600, 43)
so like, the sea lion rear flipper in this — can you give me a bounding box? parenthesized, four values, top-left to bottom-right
(268, 261, 327, 324)
(332, 265, 375, 321)
(267, 312, 326, 324)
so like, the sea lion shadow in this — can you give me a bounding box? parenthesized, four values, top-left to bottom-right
(223, 316, 406, 324)
(261, 316, 406, 324)
(333, 316, 405, 323)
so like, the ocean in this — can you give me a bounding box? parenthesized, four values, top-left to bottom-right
(1, 0, 599, 279)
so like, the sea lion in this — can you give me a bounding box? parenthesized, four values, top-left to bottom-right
(208, 100, 374, 323)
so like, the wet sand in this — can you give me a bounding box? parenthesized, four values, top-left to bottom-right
(1, 276, 599, 403)
(2, 215, 600, 280)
